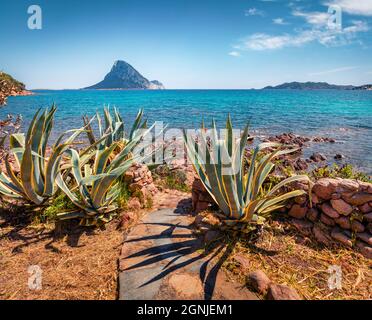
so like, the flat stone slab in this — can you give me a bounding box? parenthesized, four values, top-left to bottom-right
(119, 208, 258, 300)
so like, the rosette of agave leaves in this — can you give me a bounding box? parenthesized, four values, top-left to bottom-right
(0, 105, 159, 226)
(183, 115, 310, 233)
(56, 107, 157, 226)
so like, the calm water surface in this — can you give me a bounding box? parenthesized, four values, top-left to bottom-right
(2, 89, 371, 173)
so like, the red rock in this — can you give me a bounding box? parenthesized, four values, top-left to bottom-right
(331, 229, 353, 247)
(355, 242, 372, 259)
(247, 270, 271, 295)
(334, 216, 351, 230)
(313, 179, 338, 200)
(267, 284, 302, 300)
(320, 213, 335, 226)
(330, 199, 353, 216)
(351, 220, 365, 233)
(368, 186, 372, 194)
(335, 179, 359, 193)
(321, 203, 340, 218)
(306, 208, 319, 222)
(313, 225, 332, 246)
(342, 193, 372, 206)
(288, 204, 308, 219)
(359, 203, 372, 214)
(356, 232, 372, 245)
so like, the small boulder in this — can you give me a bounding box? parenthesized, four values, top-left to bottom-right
(288, 204, 308, 219)
(267, 284, 302, 300)
(321, 203, 340, 219)
(320, 213, 336, 226)
(310, 152, 327, 163)
(306, 208, 319, 222)
(342, 193, 372, 206)
(313, 179, 338, 200)
(359, 203, 372, 214)
(334, 154, 344, 160)
(335, 179, 359, 194)
(330, 199, 353, 216)
(247, 270, 272, 295)
(334, 216, 351, 230)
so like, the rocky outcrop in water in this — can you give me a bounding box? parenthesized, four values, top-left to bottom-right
(84, 60, 165, 90)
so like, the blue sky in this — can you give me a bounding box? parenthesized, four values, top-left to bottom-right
(0, 0, 371, 89)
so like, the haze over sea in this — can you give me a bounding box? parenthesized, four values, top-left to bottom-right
(2, 89, 372, 174)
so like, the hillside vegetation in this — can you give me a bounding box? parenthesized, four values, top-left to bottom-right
(0, 72, 26, 105)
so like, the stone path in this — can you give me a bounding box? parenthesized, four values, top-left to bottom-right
(118, 203, 258, 300)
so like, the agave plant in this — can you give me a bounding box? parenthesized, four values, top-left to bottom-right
(0, 106, 87, 205)
(83, 107, 147, 148)
(55, 119, 158, 226)
(183, 116, 310, 228)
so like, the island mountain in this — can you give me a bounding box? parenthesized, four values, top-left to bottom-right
(84, 60, 164, 90)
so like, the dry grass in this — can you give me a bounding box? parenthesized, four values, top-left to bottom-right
(223, 221, 372, 300)
(0, 190, 187, 300)
(0, 217, 125, 300)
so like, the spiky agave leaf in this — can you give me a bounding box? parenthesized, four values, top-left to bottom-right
(0, 106, 90, 204)
(183, 116, 311, 227)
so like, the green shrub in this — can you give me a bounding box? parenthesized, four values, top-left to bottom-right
(312, 164, 371, 183)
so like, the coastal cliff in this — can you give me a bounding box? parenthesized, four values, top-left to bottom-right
(0, 72, 32, 105)
(84, 60, 165, 90)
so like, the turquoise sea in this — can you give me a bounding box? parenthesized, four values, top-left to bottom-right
(2, 89, 372, 173)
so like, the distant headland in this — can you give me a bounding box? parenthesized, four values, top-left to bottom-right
(84, 60, 165, 90)
(263, 82, 372, 90)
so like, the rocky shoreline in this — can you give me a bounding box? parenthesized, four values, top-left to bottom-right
(0, 72, 33, 106)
